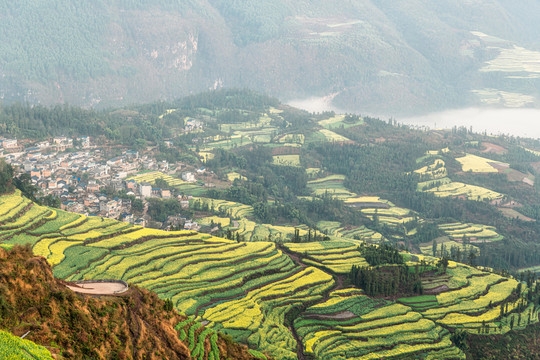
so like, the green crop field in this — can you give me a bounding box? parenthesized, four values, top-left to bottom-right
(425, 182, 503, 201)
(128, 171, 206, 195)
(307, 175, 357, 200)
(456, 154, 508, 173)
(0, 330, 54, 359)
(284, 241, 368, 273)
(319, 129, 351, 142)
(317, 221, 384, 243)
(273, 154, 301, 167)
(415, 159, 448, 180)
(438, 222, 503, 243)
(318, 115, 364, 129)
(295, 290, 465, 359)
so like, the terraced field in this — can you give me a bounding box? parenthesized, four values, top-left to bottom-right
(359, 207, 417, 228)
(438, 222, 504, 243)
(0, 192, 332, 358)
(128, 171, 188, 186)
(191, 197, 254, 219)
(203, 267, 334, 359)
(284, 241, 368, 274)
(127, 171, 206, 195)
(199, 215, 309, 242)
(175, 317, 228, 360)
(415, 159, 447, 180)
(295, 289, 465, 359)
(1, 191, 537, 360)
(415, 159, 451, 190)
(202, 134, 253, 150)
(425, 182, 503, 201)
(420, 238, 480, 258)
(307, 175, 357, 200)
(414, 155, 505, 201)
(403, 264, 535, 333)
(317, 221, 384, 243)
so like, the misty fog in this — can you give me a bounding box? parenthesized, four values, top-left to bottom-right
(289, 96, 540, 139)
(401, 108, 540, 139)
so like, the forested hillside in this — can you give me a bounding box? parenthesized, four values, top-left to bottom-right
(1, 1, 540, 114)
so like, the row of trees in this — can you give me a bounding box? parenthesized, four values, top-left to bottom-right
(349, 264, 423, 297)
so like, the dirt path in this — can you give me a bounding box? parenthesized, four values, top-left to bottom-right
(279, 245, 350, 360)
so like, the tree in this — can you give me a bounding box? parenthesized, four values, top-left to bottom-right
(437, 257, 449, 274)
(0, 159, 14, 194)
(14, 173, 38, 202)
(131, 199, 144, 213)
(163, 298, 174, 312)
(40, 194, 61, 208)
(468, 250, 477, 266)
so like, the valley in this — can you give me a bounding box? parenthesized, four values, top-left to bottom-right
(3, 90, 540, 358)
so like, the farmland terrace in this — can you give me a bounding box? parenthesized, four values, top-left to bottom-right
(1, 189, 539, 360)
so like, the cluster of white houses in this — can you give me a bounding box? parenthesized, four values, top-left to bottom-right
(2, 136, 199, 229)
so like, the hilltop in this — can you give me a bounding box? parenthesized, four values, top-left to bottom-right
(1, 1, 540, 114)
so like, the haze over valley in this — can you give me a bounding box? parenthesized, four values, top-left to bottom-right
(2, 0, 540, 118)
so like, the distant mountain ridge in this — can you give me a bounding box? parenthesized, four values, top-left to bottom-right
(1, 0, 540, 115)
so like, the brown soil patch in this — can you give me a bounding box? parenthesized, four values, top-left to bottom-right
(308, 311, 356, 320)
(346, 202, 390, 209)
(503, 168, 527, 182)
(499, 208, 535, 222)
(481, 142, 507, 154)
(423, 285, 449, 295)
(271, 146, 301, 155)
(523, 177, 535, 186)
(489, 162, 509, 170)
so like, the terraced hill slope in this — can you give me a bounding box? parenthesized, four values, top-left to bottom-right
(0, 242, 261, 360)
(2, 190, 539, 359)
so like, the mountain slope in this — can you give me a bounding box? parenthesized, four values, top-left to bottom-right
(0, 243, 260, 360)
(1, 1, 540, 115)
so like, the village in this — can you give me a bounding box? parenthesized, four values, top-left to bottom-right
(0, 136, 205, 231)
